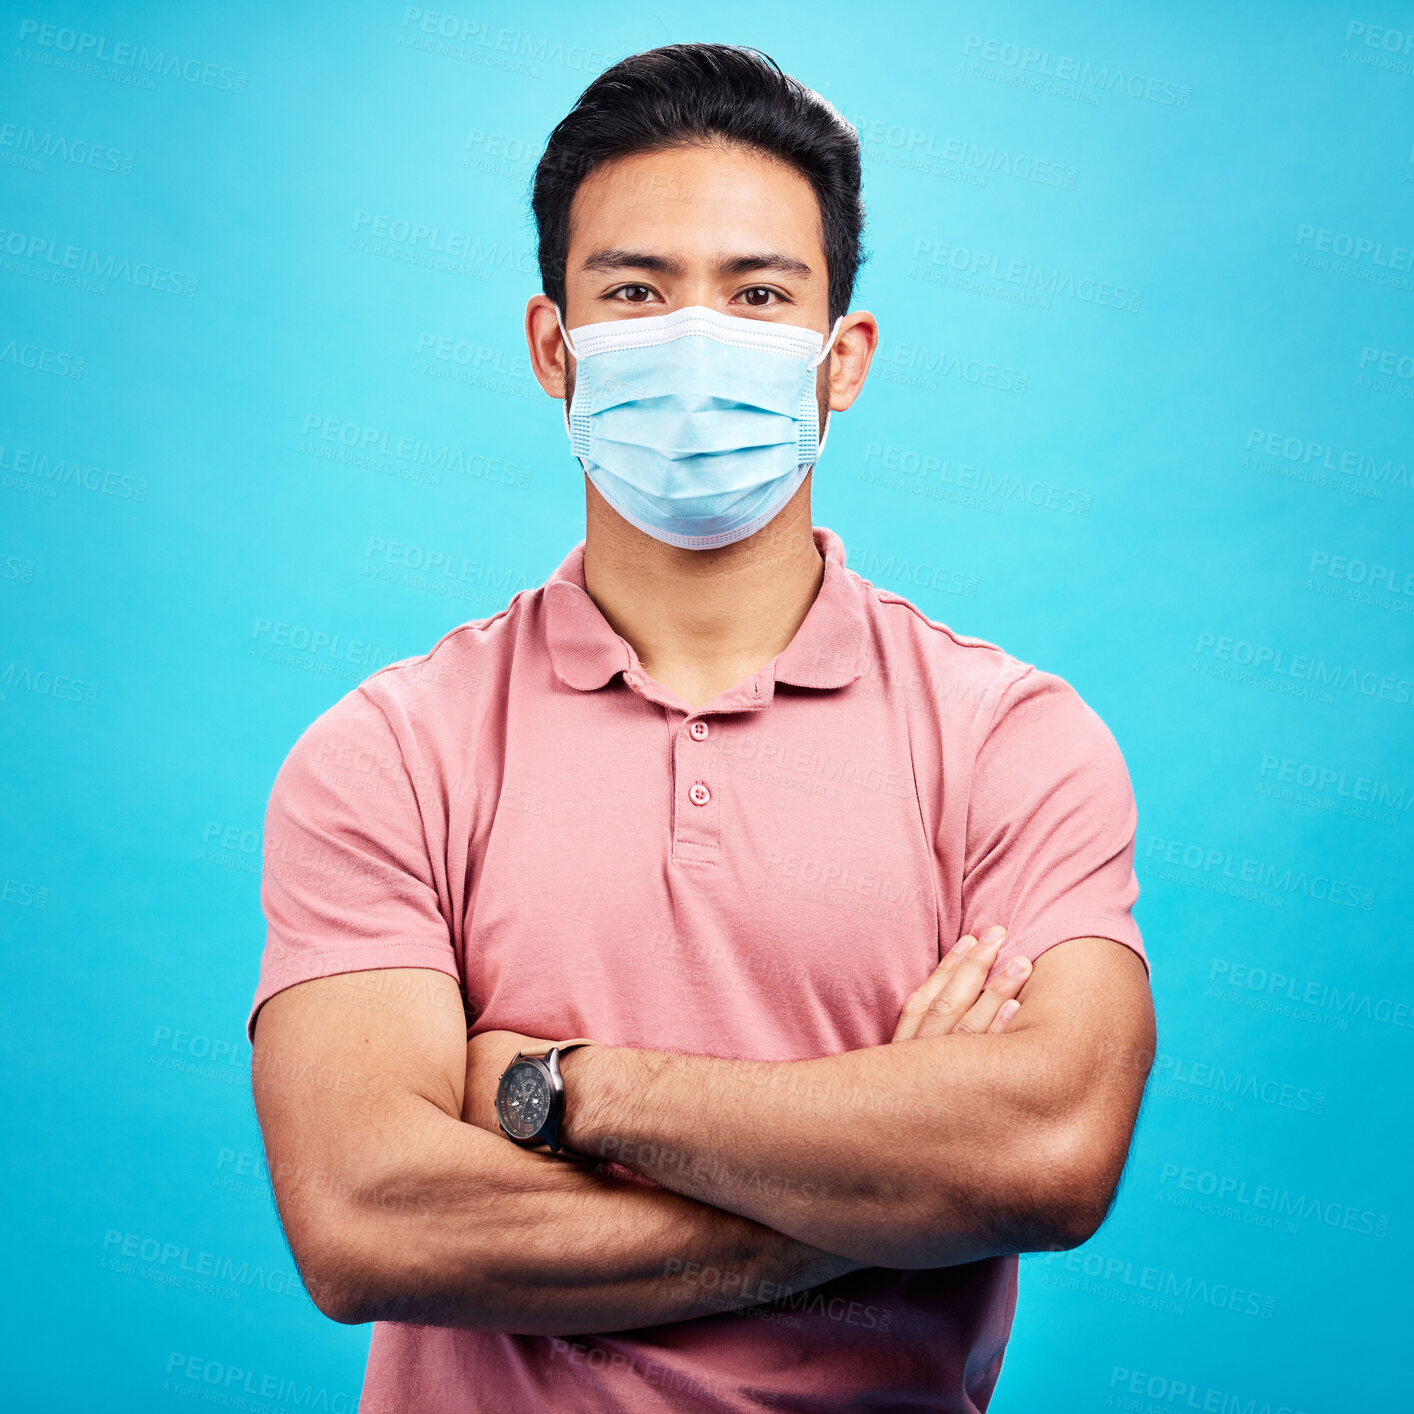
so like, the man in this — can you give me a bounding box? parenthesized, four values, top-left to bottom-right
(248, 42, 1155, 1413)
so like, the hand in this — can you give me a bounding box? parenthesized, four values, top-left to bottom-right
(462, 1028, 559, 1134)
(892, 924, 1029, 1042)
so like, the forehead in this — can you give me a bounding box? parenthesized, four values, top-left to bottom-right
(567, 143, 825, 269)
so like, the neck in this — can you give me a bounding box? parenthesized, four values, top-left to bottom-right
(581, 476, 824, 711)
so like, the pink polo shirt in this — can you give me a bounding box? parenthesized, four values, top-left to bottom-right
(248, 523, 1146, 1414)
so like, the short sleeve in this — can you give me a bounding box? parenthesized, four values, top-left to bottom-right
(962, 667, 1148, 977)
(246, 686, 460, 1044)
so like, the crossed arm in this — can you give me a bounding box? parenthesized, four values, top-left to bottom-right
(251, 925, 1154, 1330)
(468, 935, 1154, 1269)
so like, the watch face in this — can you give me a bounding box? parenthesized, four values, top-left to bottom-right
(497, 1060, 551, 1141)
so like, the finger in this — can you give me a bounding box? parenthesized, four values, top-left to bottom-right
(892, 923, 1006, 1041)
(913, 925, 1010, 1038)
(939, 954, 1032, 1039)
(893, 923, 1010, 1042)
(988, 999, 1021, 1034)
(892, 932, 980, 1042)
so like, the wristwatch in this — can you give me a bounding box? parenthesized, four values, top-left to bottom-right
(495, 1039, 597, 1157)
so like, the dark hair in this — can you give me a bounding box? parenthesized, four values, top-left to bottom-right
(532, 44, 867, 325)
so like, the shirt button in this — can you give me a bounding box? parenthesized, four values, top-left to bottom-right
(688, 782, 711, 807)
(689, 720, 709, 741)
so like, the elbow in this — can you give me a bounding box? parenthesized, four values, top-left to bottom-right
(316, 1289, 372, 1327)
(291, 1209, 405, 1327)
(840, 1119, 1128, 1267)
(300, 1250, 382, 1327)
(315, 1270, 387, 1327)
(299, 1211, 504, 1330)
(1027, 1191, 1112, 1254)
(1013, 1118, 1130, 1254)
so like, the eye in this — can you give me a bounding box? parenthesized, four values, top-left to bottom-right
(737, 286, 785, 308)
(606, 284, 659, 304)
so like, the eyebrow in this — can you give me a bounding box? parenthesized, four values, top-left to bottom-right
(579, 248, 814, 280)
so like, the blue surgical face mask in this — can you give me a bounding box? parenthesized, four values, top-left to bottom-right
(555, 303, 844, 550)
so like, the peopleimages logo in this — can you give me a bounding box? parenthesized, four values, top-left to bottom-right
(1341, 20, 1414, 75)
(1145, 834, 1375, 910)
(1259, 752, 1411, 815)
(1295, 224, 1413, 270)
(1158, 1162, 1390, 1238)
(1208, 958, 1414, 1032)
(1194, 632, 1414, 707)
(398, 7, 617, 75)
(163, 1353, 357, 1412)
(0, 443, 146, 497)
(299, 414, 533, 488)
(871, 334, 1029, 395)
(14, 19, 248, 92)
(0, 121, 135, 174)
(1108, 1365, 1310, 1414)
(350, 209, 535, 270)
(0, 226, 197, 296)
(960, 34, 1192, 106)
(1244, 427, 1410, 493)
(101, 1229, 305, 1298)
(1359, 345, 1414, 381)
(842, 111, 1079, 190)
(911, 237, 1141, 311)
(1152, 1052, 1325, 1116)
(1030, 1247, 1275, 1318)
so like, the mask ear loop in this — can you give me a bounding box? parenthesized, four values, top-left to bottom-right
(554, 305, 579, 437)
(807, 315, 846, 459)
(808, 315, 845, 370)
(553, 304, 580, 360)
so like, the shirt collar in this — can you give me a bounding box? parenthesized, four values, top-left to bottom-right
(544, 525, 868, 699)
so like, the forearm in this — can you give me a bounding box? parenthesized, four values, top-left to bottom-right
(326, 1098, 862, 1332)
(561, 1029, 1099, 1269)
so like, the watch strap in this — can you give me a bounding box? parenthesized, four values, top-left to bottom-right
(517, 1037, 597, 1058)
(546, 1042, 598, 1159)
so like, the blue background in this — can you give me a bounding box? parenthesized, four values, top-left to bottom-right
(3, 3, 1410, 1409)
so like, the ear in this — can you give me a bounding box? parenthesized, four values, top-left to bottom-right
(525, 294, 573, 399)
(826, 311, 880, 413)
